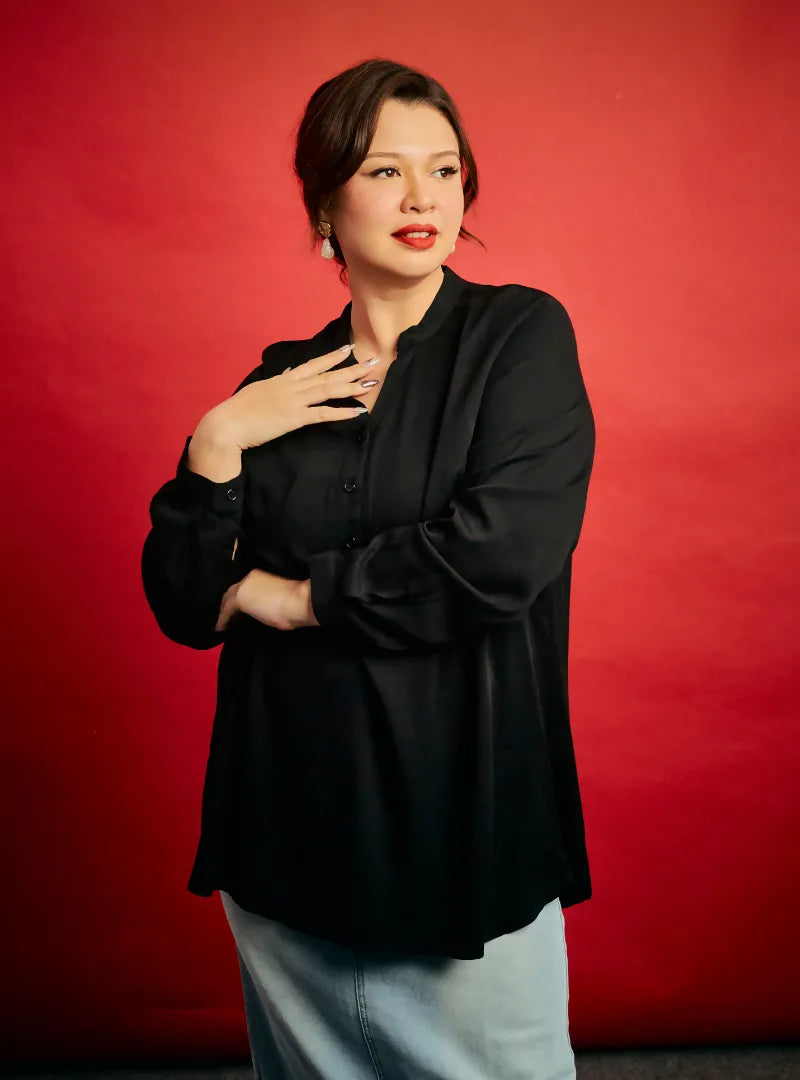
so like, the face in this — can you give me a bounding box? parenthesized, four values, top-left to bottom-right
(325, 98, 465, 279)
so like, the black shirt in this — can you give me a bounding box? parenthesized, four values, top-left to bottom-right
(141, 265, 595, 959)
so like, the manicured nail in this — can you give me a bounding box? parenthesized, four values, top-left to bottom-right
(353, 406, 369, 414)
(339, 343, 353, 353)
(361, 379, 379, 388)
(366, 355, 381, 365)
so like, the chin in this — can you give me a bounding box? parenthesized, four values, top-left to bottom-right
(386, 248, 443, 270)
(389, 262, 443, 282)
(352, 247, 442, 281)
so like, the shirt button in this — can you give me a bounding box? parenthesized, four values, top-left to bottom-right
(355, 430, 366, 444)
(225, 488, 238, 501)
(343, 479, 357, 493)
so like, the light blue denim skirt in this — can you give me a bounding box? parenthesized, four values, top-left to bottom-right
(220, 890, 575, 1079)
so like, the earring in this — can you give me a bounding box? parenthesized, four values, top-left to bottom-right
(318, 221, 335, 260)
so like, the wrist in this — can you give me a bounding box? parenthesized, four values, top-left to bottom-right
(192, 410, 240, 450)
(188, 415, 242, 482)
(235, 572, 316, 631)
(296, 579, 319, 628)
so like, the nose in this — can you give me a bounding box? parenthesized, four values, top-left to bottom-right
(400, 172, 436, 213)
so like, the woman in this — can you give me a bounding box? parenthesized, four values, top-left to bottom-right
(142, 58, 595, 1080)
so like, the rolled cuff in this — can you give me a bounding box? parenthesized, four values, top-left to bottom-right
(308, 549, 347, 628)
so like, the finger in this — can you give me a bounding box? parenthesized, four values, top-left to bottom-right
(300, 380, 377, 404)
(215, 597, 234, 632)
(293, 343, 355, 379)
(301, 361, 381, 391)
(299, 365, 381, 395)
(305, 404, 369, 425)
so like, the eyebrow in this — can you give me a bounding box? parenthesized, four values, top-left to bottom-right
(363, 150, 461, 160)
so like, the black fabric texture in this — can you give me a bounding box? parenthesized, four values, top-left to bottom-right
(141, 265, 595, 959)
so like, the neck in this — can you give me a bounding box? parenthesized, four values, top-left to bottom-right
(347, 265, 445, 359)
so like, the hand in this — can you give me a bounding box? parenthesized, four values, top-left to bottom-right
(215, 571, 319, 633)
(200, 344, 381, 452)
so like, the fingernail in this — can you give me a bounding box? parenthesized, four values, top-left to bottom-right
(361, 379, 379, 388)
(339, 343, 353, 353)
(366, 355, 381, 365)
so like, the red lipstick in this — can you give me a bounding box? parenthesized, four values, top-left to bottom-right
(392, 223, 438, 250)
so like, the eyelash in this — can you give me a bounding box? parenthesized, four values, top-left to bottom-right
(370, 165, 460, 179)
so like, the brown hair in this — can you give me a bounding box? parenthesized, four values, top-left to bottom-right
(292, 58, 485, 284)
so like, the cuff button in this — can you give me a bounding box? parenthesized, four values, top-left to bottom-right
(225, 488, 238, 501)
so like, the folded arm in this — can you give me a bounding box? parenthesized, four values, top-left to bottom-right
(308, 295, 595, 651)
(141, 436, 245, 649)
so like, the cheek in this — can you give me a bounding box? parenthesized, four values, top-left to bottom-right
(445, 184, 466, 217)
(340, 183, 393, 229)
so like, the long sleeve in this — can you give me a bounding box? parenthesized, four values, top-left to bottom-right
(308, 295, 595, 651)
(175, 269, 596, 958)
(141, 436, 245, 649)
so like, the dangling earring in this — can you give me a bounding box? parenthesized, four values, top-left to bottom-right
(318, 221, 334, 260)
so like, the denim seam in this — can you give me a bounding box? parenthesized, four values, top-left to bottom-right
(354, 954, 385, 1079)
(557, 901, 577, 1074)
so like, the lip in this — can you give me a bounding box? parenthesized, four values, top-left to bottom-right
(391, 224, 439, 237)
(393, 233, 437, 250)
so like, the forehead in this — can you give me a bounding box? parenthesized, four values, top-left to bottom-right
(369, 99, 459, 155)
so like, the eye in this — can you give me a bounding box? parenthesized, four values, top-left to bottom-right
(370, 165, 461, 178)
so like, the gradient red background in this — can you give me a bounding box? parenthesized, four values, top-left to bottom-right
(2, 0, 798, 1061)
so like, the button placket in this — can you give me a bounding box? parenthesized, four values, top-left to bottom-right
(341, 417, 369, 549)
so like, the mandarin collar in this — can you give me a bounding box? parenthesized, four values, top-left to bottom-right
(331, 264, 468, 350)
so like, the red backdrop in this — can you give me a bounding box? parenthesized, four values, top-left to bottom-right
(2, 0, 798, 1060)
